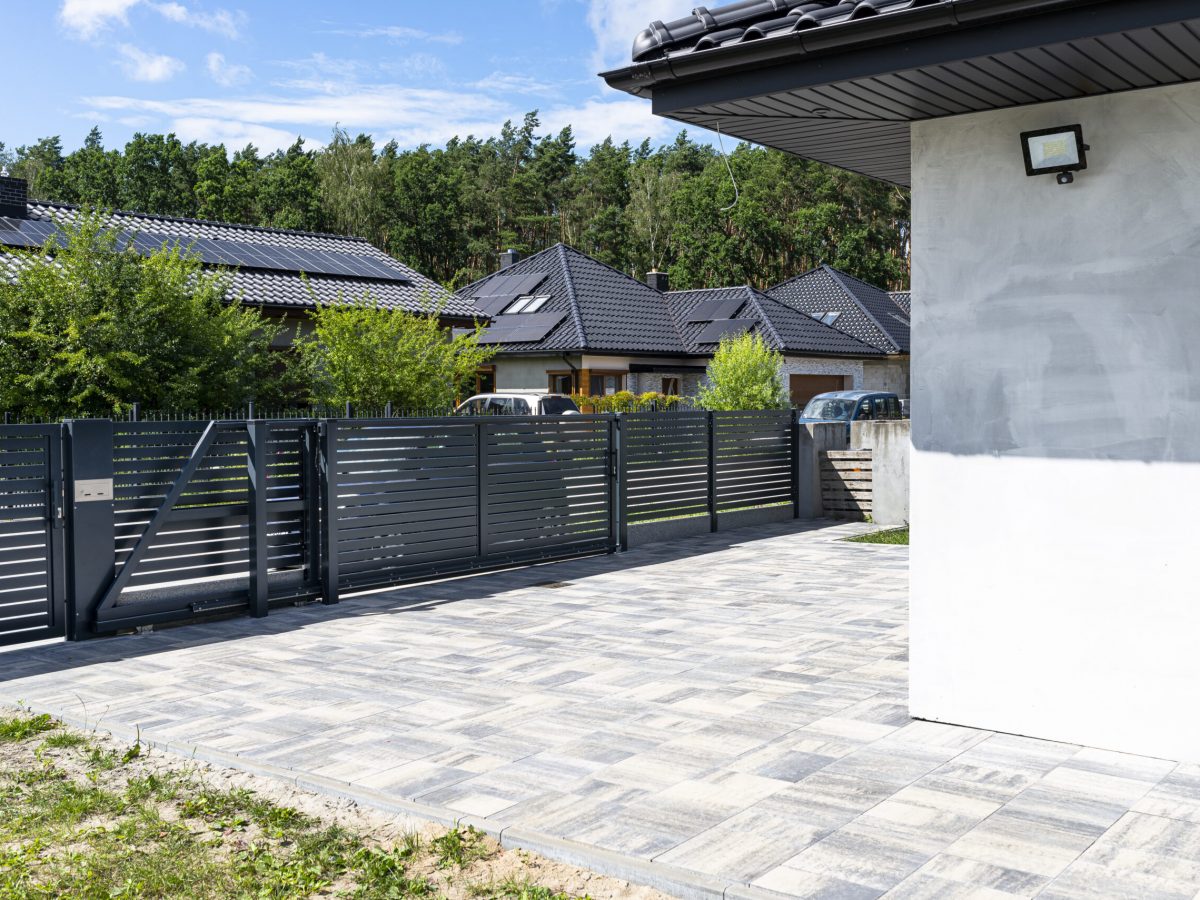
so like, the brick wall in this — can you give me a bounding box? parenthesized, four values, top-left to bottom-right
(0, 177, 28, 219)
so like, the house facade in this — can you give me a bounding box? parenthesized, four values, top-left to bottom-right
(0, 175, 474, 344)
(605, 0, 1200, 761)
(457, 243, 898, 406)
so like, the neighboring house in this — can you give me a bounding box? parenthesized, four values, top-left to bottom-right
(666, 285, 884, 407)
(604, 0, 1200, 761)
(456, 243, 890, 404)
(769, 266, 911, 397)
(0, 175, 473, 346)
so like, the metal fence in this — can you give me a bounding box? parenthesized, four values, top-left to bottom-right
(0, 410, 802, 646)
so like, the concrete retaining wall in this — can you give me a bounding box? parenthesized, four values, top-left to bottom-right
(851, 420, 910, 527)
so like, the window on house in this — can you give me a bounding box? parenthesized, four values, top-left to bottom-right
(598, 374, 621, 395)
(817, 311, 842, 326)
(504, 295, 550, 314)
(662, 377, 680, 395)
(549, 373, 573, 394)
(476, 368, 495, 394)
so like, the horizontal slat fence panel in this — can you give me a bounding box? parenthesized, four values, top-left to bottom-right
(0, 425, 61, 646)
(482, 416, 613, 560)
(331, 419, 481, 589)
(714, 411, 794, 512)
(821, 450, 873, 518)
(621, 412, 710, 523)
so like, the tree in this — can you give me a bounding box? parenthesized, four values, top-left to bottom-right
(698, 332, 789, 411)
(0, 210, 283, 418)
(294, 297, 494, 411)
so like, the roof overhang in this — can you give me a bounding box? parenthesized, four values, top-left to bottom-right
(602, 0, 1200, 185)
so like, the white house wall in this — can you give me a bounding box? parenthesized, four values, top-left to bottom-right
(910, 81, 1200, 761)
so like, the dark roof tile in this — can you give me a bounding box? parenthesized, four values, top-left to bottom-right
(632, 0, 944, 63)
(769, 265, 909, 353)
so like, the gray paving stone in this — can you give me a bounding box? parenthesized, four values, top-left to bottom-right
(1, 520, 1189, 898)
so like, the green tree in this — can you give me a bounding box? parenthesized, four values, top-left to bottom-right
(294, 298, 494, 411)
(0, 210, 282, 418)
(698, 332, 789, 411)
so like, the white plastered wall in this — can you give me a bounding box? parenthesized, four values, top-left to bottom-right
(910, 81, 1200, 761)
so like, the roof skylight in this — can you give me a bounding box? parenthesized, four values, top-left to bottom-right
(504, 295, 550, 314)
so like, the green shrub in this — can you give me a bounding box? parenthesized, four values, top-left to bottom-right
(698, 332, 789, 411)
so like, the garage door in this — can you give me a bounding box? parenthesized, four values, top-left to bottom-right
(790, 374, 848, 408)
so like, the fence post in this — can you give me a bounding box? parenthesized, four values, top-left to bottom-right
(612, 414, 624, 552)
(246, 420, 269, 618)
(63, 419, 115, 641)
(790, 409, 802, 519)
(318, 419, 340, 604)
(301, 423, 321, 591)
(707, 411, 718, 533)
(476, 419, 488, 560)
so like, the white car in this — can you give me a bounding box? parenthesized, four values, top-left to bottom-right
(454, 391, 580, 416)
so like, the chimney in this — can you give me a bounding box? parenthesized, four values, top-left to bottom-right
(645, 270, 669, 292)
(499, 248, 520, 270)
(0, 175, 28, 220)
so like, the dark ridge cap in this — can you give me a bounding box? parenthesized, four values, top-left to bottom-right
(556, 243, 590, 349)
(27, 199, 373, 244)
(742, 287, 786, 351)
(824, 266, 901, 353)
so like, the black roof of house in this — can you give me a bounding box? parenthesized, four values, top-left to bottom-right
(0, 197, 470, 318)
(667, 285, 882, 356)
(457, 243, 893, 359)
(890, 290, 911, 316)
(769, 265, 909, 354)
(457, 243, 688, 354)
(603, 0, 1200, 185)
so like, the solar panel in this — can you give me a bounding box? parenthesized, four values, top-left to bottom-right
(686, 296, 746, 323)
(473, 272, 549, 316)
(0, 219, 412, 283)
(694, 318, 755, 344)
(479, 311, 567, 344)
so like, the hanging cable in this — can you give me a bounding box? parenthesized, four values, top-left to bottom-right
(715, 123, 740, 213)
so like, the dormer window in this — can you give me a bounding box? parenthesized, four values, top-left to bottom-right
(505, 295, 550, 314)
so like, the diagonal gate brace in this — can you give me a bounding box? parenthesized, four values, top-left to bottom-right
(94, 420, 226, 615)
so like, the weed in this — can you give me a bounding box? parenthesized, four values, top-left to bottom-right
(0, 713, 57, 742)
(40, 731, 88, 750)
(490, 878, 586, 900)
(432, 823, 491, 868)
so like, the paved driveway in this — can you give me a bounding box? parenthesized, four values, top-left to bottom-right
(3, 521, 1199, 899)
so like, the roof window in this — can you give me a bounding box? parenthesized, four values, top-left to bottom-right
(504, 294, 550, 314)
(815, 311, 841, 326)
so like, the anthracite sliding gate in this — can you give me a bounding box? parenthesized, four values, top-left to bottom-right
(321, 415, 616, 600)
(0, 410, 799, 645)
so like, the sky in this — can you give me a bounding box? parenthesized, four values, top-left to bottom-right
(1, 0, 701, 156)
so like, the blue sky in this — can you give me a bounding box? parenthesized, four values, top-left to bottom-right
(3, 0, 701, 156)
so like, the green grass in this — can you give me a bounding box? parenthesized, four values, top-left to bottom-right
(0, 712, 596, 899)
(847, 526, 909, 545)
(0, 713, 57, 742)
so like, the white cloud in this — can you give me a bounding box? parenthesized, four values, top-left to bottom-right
(81, 82, 670, 151)
(543, 98, 674, 147)
(329, 25, 462, 45)
(586, 0, 683, 71)
(171, 117, 309, 152)
(153, 2, 245, 39)
(59, 0, 142, 38)
(206, 51, 252, 86)
(472, 72, 563, 98)
(116, 44, 186, 82)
